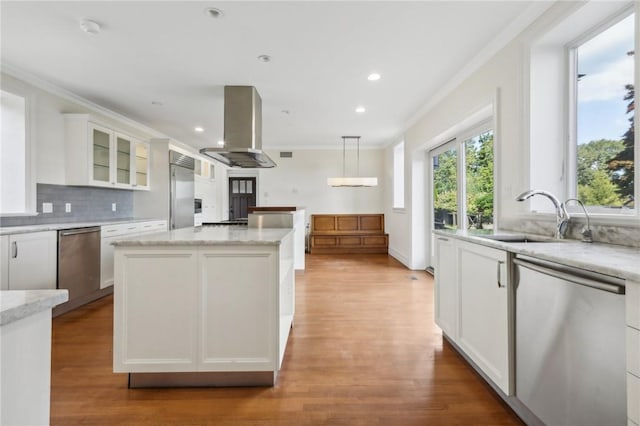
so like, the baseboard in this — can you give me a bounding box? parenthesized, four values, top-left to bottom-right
(388, 247, 409, 268)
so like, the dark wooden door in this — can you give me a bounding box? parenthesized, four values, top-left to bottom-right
(228, 177, 256, 220)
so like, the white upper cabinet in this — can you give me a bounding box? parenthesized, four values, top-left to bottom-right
(133, 142, 149, 189)
(65, 114, 149, 190)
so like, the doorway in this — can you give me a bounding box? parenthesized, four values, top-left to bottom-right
(228, 177, 256, 220)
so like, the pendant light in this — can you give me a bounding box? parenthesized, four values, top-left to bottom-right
(327, 136, 378, 187)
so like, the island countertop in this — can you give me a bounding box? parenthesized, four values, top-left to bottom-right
(0, 290, 68, 326)
(112, 226, 293, 247)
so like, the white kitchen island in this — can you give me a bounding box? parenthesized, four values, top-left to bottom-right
(112, 226, 294, 387)
(1, 289, 68, 425)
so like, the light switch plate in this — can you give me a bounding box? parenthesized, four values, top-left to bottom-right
(65, 203, 71, 213)
(112, 203, 117, 212)
(42, 202, 53, 213)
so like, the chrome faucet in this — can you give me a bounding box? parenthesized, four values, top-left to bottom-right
(564, 198, 593, 243)
(515, 189, 570, 239)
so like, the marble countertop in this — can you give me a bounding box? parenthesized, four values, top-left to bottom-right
(0, 218, 165, 236)
(113, 226, 293, 247)
(248, 206, 305, 212)
(434, 229, 640, 282)
(0, 290, 69, 326)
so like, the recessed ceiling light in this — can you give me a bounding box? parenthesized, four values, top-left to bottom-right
(194, 126, 204, 133)
(257, 54, 271, 63)
(355, 106, 366, 113)
(204, 7, 224, 19)
(217, 140, 225, 147)
(79, 19, 101, 35)
(367, 73, 381, 81)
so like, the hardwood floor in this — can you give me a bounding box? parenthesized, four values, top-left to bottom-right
(51, 254, 522, 425)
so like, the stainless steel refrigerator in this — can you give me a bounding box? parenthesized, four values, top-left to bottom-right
(169, 150, 195, 229)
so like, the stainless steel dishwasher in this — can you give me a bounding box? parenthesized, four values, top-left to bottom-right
(54, 226, 101, 316)
(514, 255, 626, 426)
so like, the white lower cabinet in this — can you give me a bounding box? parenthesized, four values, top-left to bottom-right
(433, 233, 513, 395)
(2, 231, 57, 291)
(456, 240, 512, 395)
(434, 236, 458, 339)
(113, 232, 294, 380)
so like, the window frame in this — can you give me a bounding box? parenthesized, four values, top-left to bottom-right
(526, 1, 638, 223)
(566, 6, 637, 216)
(393, 141, 405, 210)
(0, 89, 35, 216)
(429, 119, 495, 233)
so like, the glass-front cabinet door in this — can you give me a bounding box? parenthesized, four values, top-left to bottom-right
(90, 123, 113, 186)
(115, 134, 132, 186)
(134, 142, 149, 189)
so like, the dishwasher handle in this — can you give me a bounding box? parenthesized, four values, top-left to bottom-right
(59, 227, 101, 237)
(513, 258, 625, 295)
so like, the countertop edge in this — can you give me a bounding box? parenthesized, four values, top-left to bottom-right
(112, 227, 293, 247)
(0, 290, 69, 326)
(433, 229, 640, 282)
(0, 218, 166, 236)
(113, 239, 283, 247)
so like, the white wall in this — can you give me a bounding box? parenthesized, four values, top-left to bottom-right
(261, 149, 385, 226)
(385, 2, 585, 270)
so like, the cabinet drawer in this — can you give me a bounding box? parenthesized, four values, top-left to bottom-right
(137, 221, 166, 233)
(102, 223, 137, 237)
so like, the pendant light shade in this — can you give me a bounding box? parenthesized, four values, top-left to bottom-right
(327, 136, 378, 187)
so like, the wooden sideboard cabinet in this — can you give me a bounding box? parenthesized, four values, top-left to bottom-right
(310, 214, 388, 254)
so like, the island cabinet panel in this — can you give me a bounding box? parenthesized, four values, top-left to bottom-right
(113, 228, 295, 386)
(200, 252, 276, 370)
(114, 250, 199, 372)
(433, 234, 513, 396)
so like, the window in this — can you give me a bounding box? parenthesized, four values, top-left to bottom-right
(528, 2, 637, 218)
(393, 141, 405, 209)
(0, 90, 28, 214)
(571, 11, 635, 213)
(430, 123, 494, 231)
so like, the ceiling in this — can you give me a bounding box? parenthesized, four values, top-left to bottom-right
(1, 1, 547, 151)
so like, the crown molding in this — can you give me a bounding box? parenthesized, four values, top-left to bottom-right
(1, 62, 169, 140)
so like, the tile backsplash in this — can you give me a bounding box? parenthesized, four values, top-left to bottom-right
(0, 183, 133, 227)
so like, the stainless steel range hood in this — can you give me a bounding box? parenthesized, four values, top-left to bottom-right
(200, 86, 276, 168)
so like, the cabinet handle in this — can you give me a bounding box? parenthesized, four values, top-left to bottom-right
(497, 261, 505, 288)
(11, 241, 17, 258)
(437, 237, 449, 242)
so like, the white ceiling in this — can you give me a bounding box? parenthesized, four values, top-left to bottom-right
(1, 1, 547, 151)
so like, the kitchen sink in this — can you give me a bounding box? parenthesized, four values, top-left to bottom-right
(478, 234, 557, 243)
